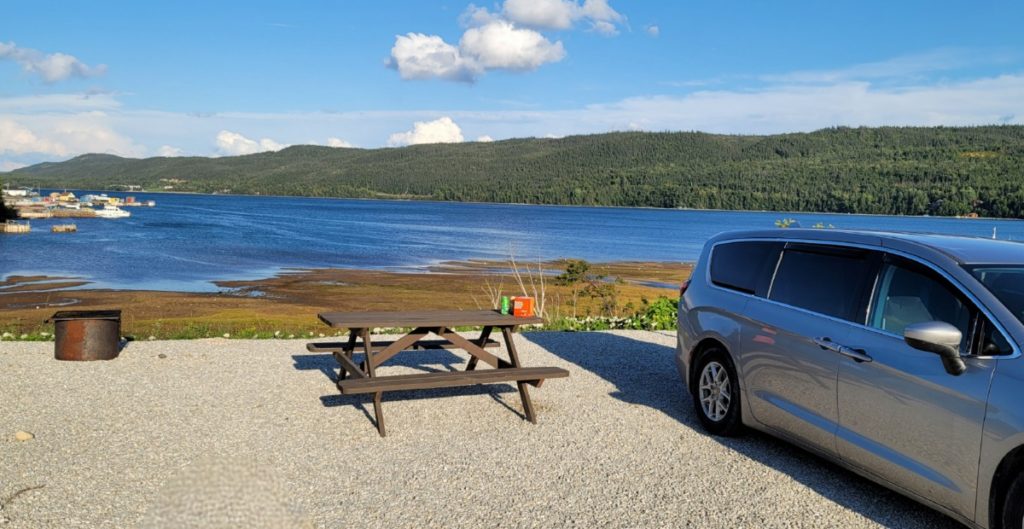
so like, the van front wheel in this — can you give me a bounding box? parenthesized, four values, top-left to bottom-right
(691, 348, 744, 436)
(1001, 472, 1024, 529)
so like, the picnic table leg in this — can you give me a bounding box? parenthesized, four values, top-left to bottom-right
(361, 328, 386, 437)
(501, 326, 537, 424)
(466, 326, 492, 371)
(336, 329, 359, 383)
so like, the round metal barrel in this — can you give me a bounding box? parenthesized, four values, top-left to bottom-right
(50, 310, 122, 361)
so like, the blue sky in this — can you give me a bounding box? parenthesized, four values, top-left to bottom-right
(1, 0, 1023, 169)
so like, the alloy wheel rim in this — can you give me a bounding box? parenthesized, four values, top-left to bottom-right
(699, 361, 731, 422)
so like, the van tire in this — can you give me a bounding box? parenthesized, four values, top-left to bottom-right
(691, 347, 744, 436)
(1000, 472, 1024, 529)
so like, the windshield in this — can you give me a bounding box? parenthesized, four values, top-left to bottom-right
(969, 266, 1024, 324)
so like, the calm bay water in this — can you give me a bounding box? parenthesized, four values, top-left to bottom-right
(3, 191, 1023, 292)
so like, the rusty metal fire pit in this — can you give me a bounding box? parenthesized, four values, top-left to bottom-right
(48, 310, 122, 361)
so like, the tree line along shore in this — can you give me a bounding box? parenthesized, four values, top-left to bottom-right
(3, 125, 1023, 218)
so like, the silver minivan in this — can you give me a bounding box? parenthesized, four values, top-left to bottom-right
(676, 229, 1024, 529)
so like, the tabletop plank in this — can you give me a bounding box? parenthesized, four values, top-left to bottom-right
(318, 309, 544, 329)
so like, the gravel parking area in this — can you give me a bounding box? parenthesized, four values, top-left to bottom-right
(1, 331, 961, 528)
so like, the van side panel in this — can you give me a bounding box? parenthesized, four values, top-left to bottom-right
(976, 358, 1024, 528)
(676, 245, 748, 392)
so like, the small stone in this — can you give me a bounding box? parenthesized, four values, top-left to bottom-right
(287, 334, 295, 339)
(19, 334, 28, 340)
(39, 332, 50, 337)
(148, 335, 157, 341)
(274, 330, 281, 337)
(318, 333, 325, 338)
(14, 430, 34, 441)
(222, 333, 230, 338)
(158, 353, 167, 359)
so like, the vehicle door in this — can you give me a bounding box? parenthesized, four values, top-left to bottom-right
(836, 254, 1005, 520)
(742, 243, 878, 455)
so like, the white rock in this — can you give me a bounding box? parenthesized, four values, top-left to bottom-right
(222, 333, 231, 338)
(14, 430, 34, 441)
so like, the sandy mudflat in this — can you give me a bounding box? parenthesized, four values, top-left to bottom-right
(1, 331, 958, 528)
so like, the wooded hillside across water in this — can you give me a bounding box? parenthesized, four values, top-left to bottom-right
(5, 126, 1024, 217)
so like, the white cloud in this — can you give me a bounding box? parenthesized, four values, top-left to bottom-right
(502, 0, 624, 34)
(645, 25, 659, 37)
(461, 21, 565, 71)
(215, 130, 287, 155)
(387, 117, 465, 147)
(157, 145, 183, 157)
(460, 4, 502, 27)
(0, 118, 67, 156)
(389, 33, 480, 82)
(326, 137, 355, 148)
(393, 0, 611, 83)
(0, 115, 143, 158)
(390, 21, 564, 82)
(503, 0, 576, 29)
(0, 41, 107, 83)
(476, 135, 494, 142)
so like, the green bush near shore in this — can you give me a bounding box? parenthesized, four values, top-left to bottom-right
(546, 296, 679, 331)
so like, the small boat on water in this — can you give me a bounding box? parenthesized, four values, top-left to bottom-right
(94, 205, 131, 219)
(51, 224, 77, 233)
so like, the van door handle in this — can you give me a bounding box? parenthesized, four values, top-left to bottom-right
(813, 337, 843, 352)
(836, 345, 873, 363)
(815, 338, 873, 363)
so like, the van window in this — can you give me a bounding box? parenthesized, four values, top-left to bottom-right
(870, 262, 972, 351)
(975, 315, 1014, 356)
(710, 241, 783, 296)
(768, 246, 876, 322)
(968, 266, 1024, 325)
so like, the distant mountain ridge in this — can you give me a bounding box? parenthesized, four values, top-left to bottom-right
(5, 126, 1024, 217)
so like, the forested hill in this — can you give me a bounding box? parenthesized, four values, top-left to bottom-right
(5, 126, 1024, 217)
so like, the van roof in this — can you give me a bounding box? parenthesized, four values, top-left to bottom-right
(714, 229, 1024, 266)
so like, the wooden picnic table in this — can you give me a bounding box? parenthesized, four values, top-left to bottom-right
(312, 309, 569, 436)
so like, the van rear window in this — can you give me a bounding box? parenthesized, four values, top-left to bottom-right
(710, 241, 783, 296)
(769, 247, 875, 322)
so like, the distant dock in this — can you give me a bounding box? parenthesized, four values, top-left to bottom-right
(2, 220, 30, 234)
(2, 188, 152, 222)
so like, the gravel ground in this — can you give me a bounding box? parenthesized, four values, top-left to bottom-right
(1, 331, 962, 528)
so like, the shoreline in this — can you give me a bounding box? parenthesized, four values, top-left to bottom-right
(26, 187, 1024, 221)
(0, 261, 692, 339)
(1, 259, 691, 295)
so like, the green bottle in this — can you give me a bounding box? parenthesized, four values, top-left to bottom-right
(500, 296, 510, 315)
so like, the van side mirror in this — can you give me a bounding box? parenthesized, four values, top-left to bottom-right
(904, 321, 966, 376)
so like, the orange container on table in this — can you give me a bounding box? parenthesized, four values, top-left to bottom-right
(511, 296, 534, 317)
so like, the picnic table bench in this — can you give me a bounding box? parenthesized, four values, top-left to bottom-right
(312, 310, 569, 436)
